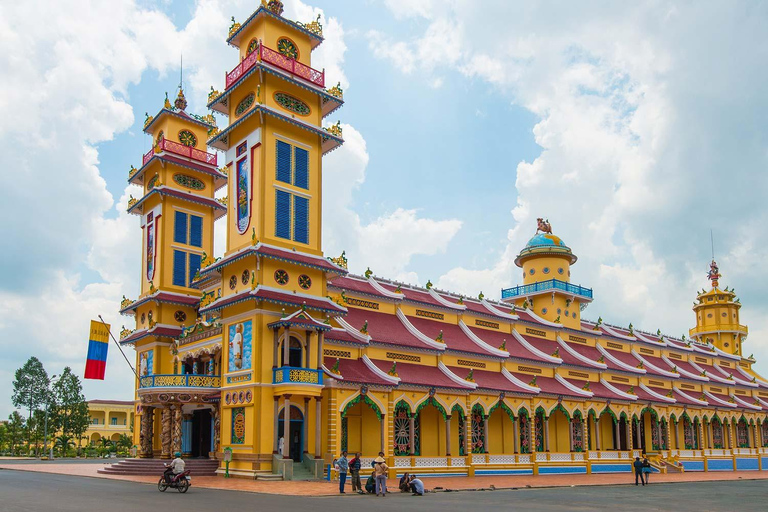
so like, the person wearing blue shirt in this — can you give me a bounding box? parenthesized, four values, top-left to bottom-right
(337, 451, 349, 493)
(409, 475, 425, 496)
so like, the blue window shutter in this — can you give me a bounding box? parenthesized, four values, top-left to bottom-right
(188, 253, 202, 286)
(189, 215, 203, 247)
(172, 250, 187, 286)
(293, 195, 309, 244)
(276, 140, 292, 184)
(173, 211, 188, 244)
(275, 190, 291, 239)
(294, 147, 309, 189)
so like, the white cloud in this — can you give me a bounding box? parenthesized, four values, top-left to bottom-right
(370, 1, 768, 375)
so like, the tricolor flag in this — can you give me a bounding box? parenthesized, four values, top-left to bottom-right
(85, 320, 110, 380)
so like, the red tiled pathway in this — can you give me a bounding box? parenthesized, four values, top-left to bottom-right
(2, 462, 768, 496)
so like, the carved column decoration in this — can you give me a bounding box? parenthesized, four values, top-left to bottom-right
(380, 413, 386, 453)
(568, 418, 574, 452)
(160, 407, 172, 458)
(594, 417, 601, 451)
(543, 416, 550, 452)
(445, 415, 452, 457)
(212, 405, 221, 453)
(409, 415, 415, 456)
(283, 327, 290, 367)
(512, 418, 519, 454)
(139, 406, 154, 458)
(171, 406, 183, 456)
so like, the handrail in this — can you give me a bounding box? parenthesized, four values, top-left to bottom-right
(272, 366, 323, 385)
(142, 138, 218, 167)
(501, 279, 593, 299)
(138, 374, 221, 389)
(225, 44, 324, 90)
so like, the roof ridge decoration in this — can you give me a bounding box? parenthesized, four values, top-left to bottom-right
(731, 393, 761, 410)
(703, 390, 736, 408)
(480, 299, 519, 320)
(554, 373, 594, 398)
(630, 349, 679, 378)
(600, 378, 638, 401)
(501, 367, 541, 393)
(660, 354, 707, 381)
(595, 343, 646, 374)
(362, 355, 400, 384)
(520, 307, 562, 327)
(367, 277, 404, 300)
(633, 329, 667, 346)
(438, 362, 477, 389)
(735, 364, 768, 387)
(510, 329, 562, 364)
(601, 324, 637, 341)
(713, 363, 757, 387)
(672, 386, 709, 405)
(457, 320, 510, 358)
(687, 360, 731, 384)
(556, 335, 607, 369)
(638, 383, 677, 403)
(395, 308, 447, 351)
(321, 363, 342, 380)
(332, 317, 371, 344)
(428, 288, 466, 310)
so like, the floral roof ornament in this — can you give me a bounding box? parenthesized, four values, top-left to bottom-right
(554, 315, 561, 323)
(120, 296, 132, 309)
(144, 112, 153, 128)
(597, 355, 605, 364)
(325, 120, 342, 138)
(266, 0, 284, 16)
(217, 196, 228, 207)
(330, 358, 341, 375)
(328, 250, 347, 270)
(388, 361, 398, 377)
(360, 320, 368, 335)
(164, 92, 172, 110)
(499, 339, 507, 351)
(395, 284, 402, 293)
(129, 165, 138, 178)
(364, 267, 372, 279)
(426, 279, 433, 290)
(175, 88, 188, 111)
(465, 369, 475, 383)
(582, 381, 591, 391)
(528, 375, 537, 387)
(666, 389, 674, 398)
(435, 330, 444, 343)
(127, 195, 138, 210)
(208, 86, 220, 103)
(148, 280, 157, 294)
(551, 347, 560, 358)
(626, 386, 635, 395)
(636, 361, 645, 370)
(522, 299, 529, 310)
(340, 290, 347, 303)
(628, 322, 634, 335)
(457, 296, 464, 305)
(228, 16, 241, 38)
(327, 82, 343, 99)
(478, 291, 484, 301)
(298, 13, 323, 37)
(120, 326, 133, 340)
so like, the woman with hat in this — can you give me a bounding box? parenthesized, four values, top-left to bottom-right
(372, 451, 389, 497)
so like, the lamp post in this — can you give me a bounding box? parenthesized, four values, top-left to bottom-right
(42, 375, 58, 461)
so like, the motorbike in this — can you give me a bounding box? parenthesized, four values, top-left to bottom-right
(158, 467, 191, 493)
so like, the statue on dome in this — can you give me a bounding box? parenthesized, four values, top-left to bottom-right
(536, 218, 552, 235)
(707, 260, 721, 287)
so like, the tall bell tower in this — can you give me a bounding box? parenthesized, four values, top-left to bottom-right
(689, 260, 748, 356)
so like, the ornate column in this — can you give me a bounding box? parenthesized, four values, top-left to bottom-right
(171, 406, 183, 456)
(282, 395, 291, 458)
(568, 419, 574, 452)
(273, 396, 280, 453)
(380, 413, 386, 453)
(212, 405, 221, 453)
(139, 406, 154, 458)
(317, 332, 324, 368)
(273, 328, 279, 368)
(445, 415, 452, 457)
(656, 420, 663, 451)
(512, 418, 519, 454)
(409, 414, 415, 456)
(483, 415, 490, 454)
(315, 397, 322, 459)
(707, 421, 713, 450)
(594, 417, 601, 451)
(582, 416, 588, 452)
(160, 407, 172, 458)
(465, 412, 472, 457)
(283, 327, 290, 367)
(673, 419, 679, 449)
(303, 398, 310, 454)
(614, 419, 621, 450)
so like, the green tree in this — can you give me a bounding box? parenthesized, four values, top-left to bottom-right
(12, 357, 50, 447)
(26, 409, 48, 457)
(6, 412, 25, 455)
(0, 423, 7, 453)
(51, 367, 89, 449)
(55, 434, 74, 457)
(116, 433, 132, 455)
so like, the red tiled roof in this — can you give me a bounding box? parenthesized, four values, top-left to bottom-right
(120, 292, 200, 314)
(673, 360, 708, 379)
(613, 383, 668, 403)
(379, 284, 445, 308)
(602, 348, 642, 370)
(515, 309, 547, 325)
(518, 334, 580, 366)
(328, 276, 387, 297)
(467, 327, 550, 363)
(525, 374, 576, 396)
(696, 362, 736, 383)
(565, 343, 605, 367)
(343, 308, 435, 351)
(406, 316, 496, 356)
(569, 380, 631, 401)
(323, 357, 392, 386)
(88, 399, 135, 405)
(639, 354, 678, 375)
(446, 366, 536, 395)
(257, 245, 345, 274)
(672, 389, 705, 406)
(707, 392, 737, 407)
(120, 326, 182, 345)
(716, 365, 755, 385)
(256, 288, 346, 313)
(325, 328, 367, 345)
(369, 359, 465, 389)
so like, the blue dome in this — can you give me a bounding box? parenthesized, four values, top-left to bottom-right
(525, 233, 566, 248)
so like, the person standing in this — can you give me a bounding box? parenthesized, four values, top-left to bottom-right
(633, 456, 645, 486)
(337, 451, 349, 493)
(642, 457, 652, 484)
(349, 452, 363, 494)
(373, 452, 389, 497)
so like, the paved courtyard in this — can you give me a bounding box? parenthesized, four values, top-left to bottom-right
(1, 465, 767, 511)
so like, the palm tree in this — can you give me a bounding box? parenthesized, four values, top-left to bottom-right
(55, 434, 74, 457)
(116, 434, 132, 456)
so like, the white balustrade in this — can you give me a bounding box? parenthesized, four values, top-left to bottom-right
(550, 452, 571, 461)
(678, 450, 694, 457)
(518, 455, 531, 463)
(601, 451, 619, 459)
(489, 455, 516, 464)
(573, 452, 584, 461)
(620, 451, 630, 459)
(451, 457, 466, 467)
(415, 457, 447, 467)
(394, 457, 411, 467)
(535, 452, 548, 462)
(472, 454, 486, 465)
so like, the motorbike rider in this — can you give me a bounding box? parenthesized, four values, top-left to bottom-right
(164, 452, 186, 483)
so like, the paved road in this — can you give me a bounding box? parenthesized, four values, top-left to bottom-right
(1, 469, 766, 511)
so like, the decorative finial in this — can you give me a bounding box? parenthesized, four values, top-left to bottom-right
(266, 0, 284, 15)
(499, 339, 506, 351)
(478, 291, 484, 301)
(435, 330, 444, 343)
(175, 88, 187, 111)
(164, 92, 172, 109)
(330, 358, 341, 375)
(522, 299, 529, 310)
(387, 361, 398, 377)
(528, 375, 537, 387)
(536, 217, 552, 235)
(554, 315, 561, 323)
(707, 260, 721, 288)
(465, 369, 474, 382)
(457, 296, 464, 305)
(551, 347, 560, 358)
(360, 320, 368, 335)
(364, 267, 372, 279)
(426, 279, 433, 290)
(628, 322, 634, 335)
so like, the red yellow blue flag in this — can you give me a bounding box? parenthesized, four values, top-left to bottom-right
(84, 320, 110, 380)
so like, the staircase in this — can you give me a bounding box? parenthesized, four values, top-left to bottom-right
(292, 464, 317, 481)
(98, 458, 219, 476)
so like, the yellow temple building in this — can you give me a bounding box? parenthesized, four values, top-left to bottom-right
(84, 399, 135, 446)
(118, 0, 768, 480)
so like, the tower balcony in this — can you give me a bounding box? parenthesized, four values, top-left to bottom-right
(501, 279, 593, 302)
(272, 366, 324, 386)
(142, 138, 218, 167)
(225, 43, 324, 91)
(689, 323, 748, 336)
(138, 374, 221, 390)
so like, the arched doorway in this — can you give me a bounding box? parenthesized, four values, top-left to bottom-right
(548, 405, 570, 453)
(340, 394, 383, 455)
(487, 402, 515, 454)
(416, 398, 447, 457)
(280, 336, 304, 368)
(278, 405, 304, 461)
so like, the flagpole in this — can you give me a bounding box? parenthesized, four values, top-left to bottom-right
(98, 315, 140, 382)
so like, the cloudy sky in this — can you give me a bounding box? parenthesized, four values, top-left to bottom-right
(1, 0, 767, 416)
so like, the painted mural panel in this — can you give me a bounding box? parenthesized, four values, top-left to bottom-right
(139, 349, 154, 376)
(231, 407, 245, 444)
(236, 156, 250, 233)
(146, 212, 156, 281)
(228, 320, 252, 372)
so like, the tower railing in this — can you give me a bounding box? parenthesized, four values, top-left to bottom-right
(501, 279, 593, 300)
(272, 366, 323, 385)
(138, 374, 221, 389)
(142, 138, 218, 167)
(225, 44, 324, 90)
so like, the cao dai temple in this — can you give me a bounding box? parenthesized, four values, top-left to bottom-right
(118, 0, 768, 479)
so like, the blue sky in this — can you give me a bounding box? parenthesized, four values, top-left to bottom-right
(2, 0, 768, 416)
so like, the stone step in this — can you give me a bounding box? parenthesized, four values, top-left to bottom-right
(97, 458, 219, 476)
(256, 473, 284, 481)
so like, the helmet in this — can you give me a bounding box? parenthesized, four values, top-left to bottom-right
(174, 452, 181, 457)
